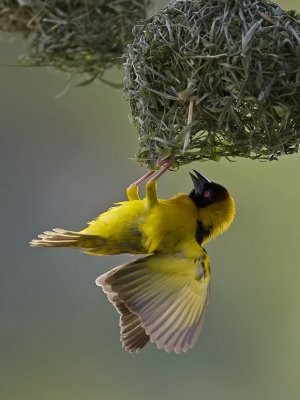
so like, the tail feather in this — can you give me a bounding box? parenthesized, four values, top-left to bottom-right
(30, 228, 102, 249)
(30, 228, 145, 255)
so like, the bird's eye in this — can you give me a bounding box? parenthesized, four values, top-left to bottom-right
(203, 190, 211, 198)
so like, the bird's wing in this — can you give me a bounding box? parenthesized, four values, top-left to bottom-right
(96, 252, 210, 353)
(107, 292, 150, 352)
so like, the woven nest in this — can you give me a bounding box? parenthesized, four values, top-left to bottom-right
(0, 0, 151, 80)
(125, 0, 300, 168)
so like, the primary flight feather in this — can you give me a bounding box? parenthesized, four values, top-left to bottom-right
(31, 171, 235, 353)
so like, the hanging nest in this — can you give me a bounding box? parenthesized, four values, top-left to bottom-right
(125, 0, 300, 169)
(0, 0, 151, 80)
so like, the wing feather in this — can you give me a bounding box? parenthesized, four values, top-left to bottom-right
(100, 278, 150, 352)
(97, 252, 210, 353)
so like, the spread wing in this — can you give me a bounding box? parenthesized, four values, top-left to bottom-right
(96, 252, 210, 353)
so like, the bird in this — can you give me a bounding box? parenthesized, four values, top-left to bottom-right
(30, 168, 235, 353)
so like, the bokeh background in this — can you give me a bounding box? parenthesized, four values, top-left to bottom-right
(1, 1, 300, 399)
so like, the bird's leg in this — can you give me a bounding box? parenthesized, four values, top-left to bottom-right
(146, 158, 175, 207)
(126, 170, 155, 201)
(145, 180, 158, 206)
(148, 158, 175, 183)
(126, 158, 174, 203)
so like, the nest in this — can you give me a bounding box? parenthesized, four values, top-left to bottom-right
(0, 0, 151, 79)
(125, 0, 300, 168)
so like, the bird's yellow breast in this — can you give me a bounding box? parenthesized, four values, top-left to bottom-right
(199, 194, 235, 243)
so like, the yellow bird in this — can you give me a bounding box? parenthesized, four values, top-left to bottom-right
(31, 169, 235, 353)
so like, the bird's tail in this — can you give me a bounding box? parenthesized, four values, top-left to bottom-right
(96, 253, 210, 353)
(30, 228, 106, 254)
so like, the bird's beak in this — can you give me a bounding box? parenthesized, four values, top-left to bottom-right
(189, 170, 211, 194)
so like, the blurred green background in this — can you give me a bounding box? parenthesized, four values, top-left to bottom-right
(1, 1, 300, 399)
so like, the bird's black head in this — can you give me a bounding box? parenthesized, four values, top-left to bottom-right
(189, 170, 229, 208)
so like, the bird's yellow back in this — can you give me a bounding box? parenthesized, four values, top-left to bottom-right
(141, 194, 199, 254)
(80, 199, 148, 254)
